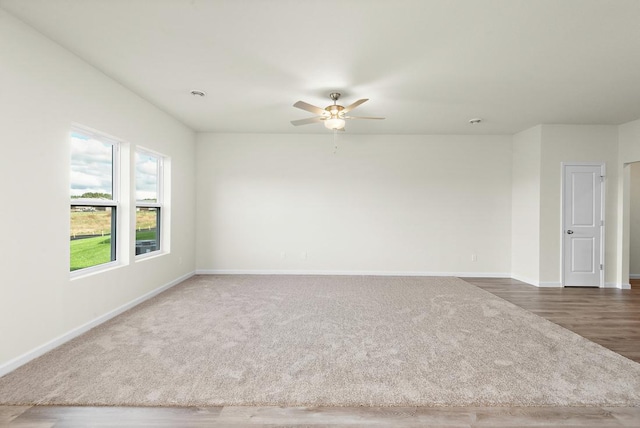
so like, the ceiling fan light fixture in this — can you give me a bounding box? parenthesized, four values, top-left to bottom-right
(291, 93, 383, 131)
(324, 117, 346, 130)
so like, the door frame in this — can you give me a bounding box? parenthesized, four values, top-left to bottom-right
(560, 162, 606, 288)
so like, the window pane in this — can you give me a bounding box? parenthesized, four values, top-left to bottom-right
(70, 132, 113, 200)
(136, 207, 159, 255)
(136, 152, 159, 203)
(70, 206, 115, 271)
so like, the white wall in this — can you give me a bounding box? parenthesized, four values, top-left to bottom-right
(538, 125, 619, 285)
(196, 133, 512, 275)
(618, 119, 640, 163)
(630, 163, 640, 276)
(618, 119, 640, 285)
(511, 126, 541, 285)
(0, 10, 196, 370)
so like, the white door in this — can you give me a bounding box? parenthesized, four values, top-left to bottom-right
(562, 164, 604, 287)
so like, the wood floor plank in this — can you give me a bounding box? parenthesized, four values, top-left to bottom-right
(6, 406, 223, 428)
(217, 406, 423, 425)
(2, 422, 54, 428)
(605, 407, 640, 425)
(472, 407, 624, 426)
(0, 406, 31, 424)
(4, 405, 640, 427)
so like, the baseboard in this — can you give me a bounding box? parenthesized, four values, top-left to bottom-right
(510, 279, 624, 289)
(509, 277, 561, 287)
(510, 277, 632, 289)
(195, 269, 511, 278)
(0, 271, 195, 378)
(601, 282, 632, 289)
(630, 274, 640, 279)
(507, 275, 565, 288)
(537, 282, 562, 288)
(510, 274, 540, 287)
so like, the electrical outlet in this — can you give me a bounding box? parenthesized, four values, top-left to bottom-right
(471, 254, 477, 262)
(280, 252, 286, 259)
(301, 251, 307, 260)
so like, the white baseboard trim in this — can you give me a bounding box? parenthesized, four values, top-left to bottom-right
(0, 271, 195, 378)
(510, 274, 540, 287)
(510, 277, 631, 289)
(195, 269, 511, 278)
(630, 274, 640, 279)
(537, 282, 563, 288)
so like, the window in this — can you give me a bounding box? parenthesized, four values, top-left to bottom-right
(135, 150, 163, 256)
(70, 129, 119, 271)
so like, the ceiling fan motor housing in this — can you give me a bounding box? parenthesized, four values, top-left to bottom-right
(325, 104, 345, 117)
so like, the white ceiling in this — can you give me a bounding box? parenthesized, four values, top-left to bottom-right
(2, 0, 640, 134)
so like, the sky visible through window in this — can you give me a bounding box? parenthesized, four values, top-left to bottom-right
(136, 152, 159, 202)
(70, 132, 113, 198)
(70, 132, 159, 201)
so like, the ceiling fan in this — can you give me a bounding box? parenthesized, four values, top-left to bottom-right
(291, 92, 385, 130)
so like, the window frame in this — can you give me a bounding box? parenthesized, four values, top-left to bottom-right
(134, 148, 164, 259)
(69, 127, 121, 276)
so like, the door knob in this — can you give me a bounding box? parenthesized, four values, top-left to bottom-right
(567, 230, 574, 234)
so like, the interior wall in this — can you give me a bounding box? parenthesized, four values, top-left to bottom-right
(196, 133, 513, 275)
(619, 119, 640, 162)
(0, 10, 196, 369)
(538, 125, 619, 286)
(618, 118, 640, 285)
(510, 126, 542, 285)
(630, 163, 640, 277)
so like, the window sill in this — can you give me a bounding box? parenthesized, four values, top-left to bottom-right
(135, 250, 169, 263)
(70, 261, 124, 280)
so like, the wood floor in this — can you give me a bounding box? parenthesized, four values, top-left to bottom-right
(468, 278, 640, 363)
(3, 405, 640, 427)
(2, 277, 640, 427)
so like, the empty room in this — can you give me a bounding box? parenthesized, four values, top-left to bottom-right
(2, 0, 640, 426)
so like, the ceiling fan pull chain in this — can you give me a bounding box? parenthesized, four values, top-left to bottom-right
(333, 129, 338, 154)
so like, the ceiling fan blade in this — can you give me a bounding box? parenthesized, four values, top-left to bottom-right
(344, 116, 385, 120)
(342, 98, 368, 113)
(293, 101, 326, 115)
(290, 117, 323, 126)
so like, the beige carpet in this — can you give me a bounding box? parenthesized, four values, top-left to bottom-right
(1, 275, 640, 407)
